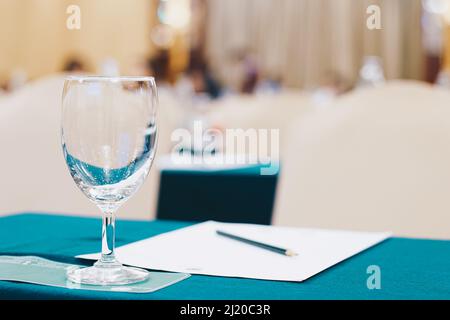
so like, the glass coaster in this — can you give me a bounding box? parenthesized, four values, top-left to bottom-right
(0, 255, 190, 293)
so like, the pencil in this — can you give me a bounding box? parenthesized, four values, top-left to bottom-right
(216, 230, 298, 257)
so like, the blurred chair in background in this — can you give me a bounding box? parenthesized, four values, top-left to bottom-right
(274, 81, 450, 239)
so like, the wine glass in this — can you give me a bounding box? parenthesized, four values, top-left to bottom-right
(61, 76, 158, 285)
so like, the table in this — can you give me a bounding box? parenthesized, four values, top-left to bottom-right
(0, 213, 449, 300)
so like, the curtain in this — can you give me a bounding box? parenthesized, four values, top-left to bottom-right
(204, 0, 424, 89)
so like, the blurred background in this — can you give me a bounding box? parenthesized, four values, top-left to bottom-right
(2, 0, 450, 239)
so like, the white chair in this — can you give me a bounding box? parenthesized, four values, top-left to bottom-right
(207, 90, 314, 157)
(274, 81, 450, 239)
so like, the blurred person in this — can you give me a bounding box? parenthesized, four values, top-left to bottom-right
(0, 80, 7, 95)
(240, 53, 259, 94)
(148, 50, 171, 86)
(62, 57, 86, 73)
(422, 0, 445, 83)
(356, 56, 386, 88)
(228, 49, 260, 94)
(171, 49, 222, 157)
(184, 49, 222, 100)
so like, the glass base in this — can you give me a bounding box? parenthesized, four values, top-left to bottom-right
(67, 260, 149, 286)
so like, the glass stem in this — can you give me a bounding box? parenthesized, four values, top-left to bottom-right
(100, 211, 117, 265)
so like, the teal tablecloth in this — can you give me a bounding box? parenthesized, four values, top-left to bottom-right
(0, 213, 449, 300)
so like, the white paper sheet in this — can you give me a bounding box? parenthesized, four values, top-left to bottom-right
(78, 221, 391, 282)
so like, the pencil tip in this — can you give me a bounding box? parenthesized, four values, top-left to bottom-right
(286, 250, 298, 257)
